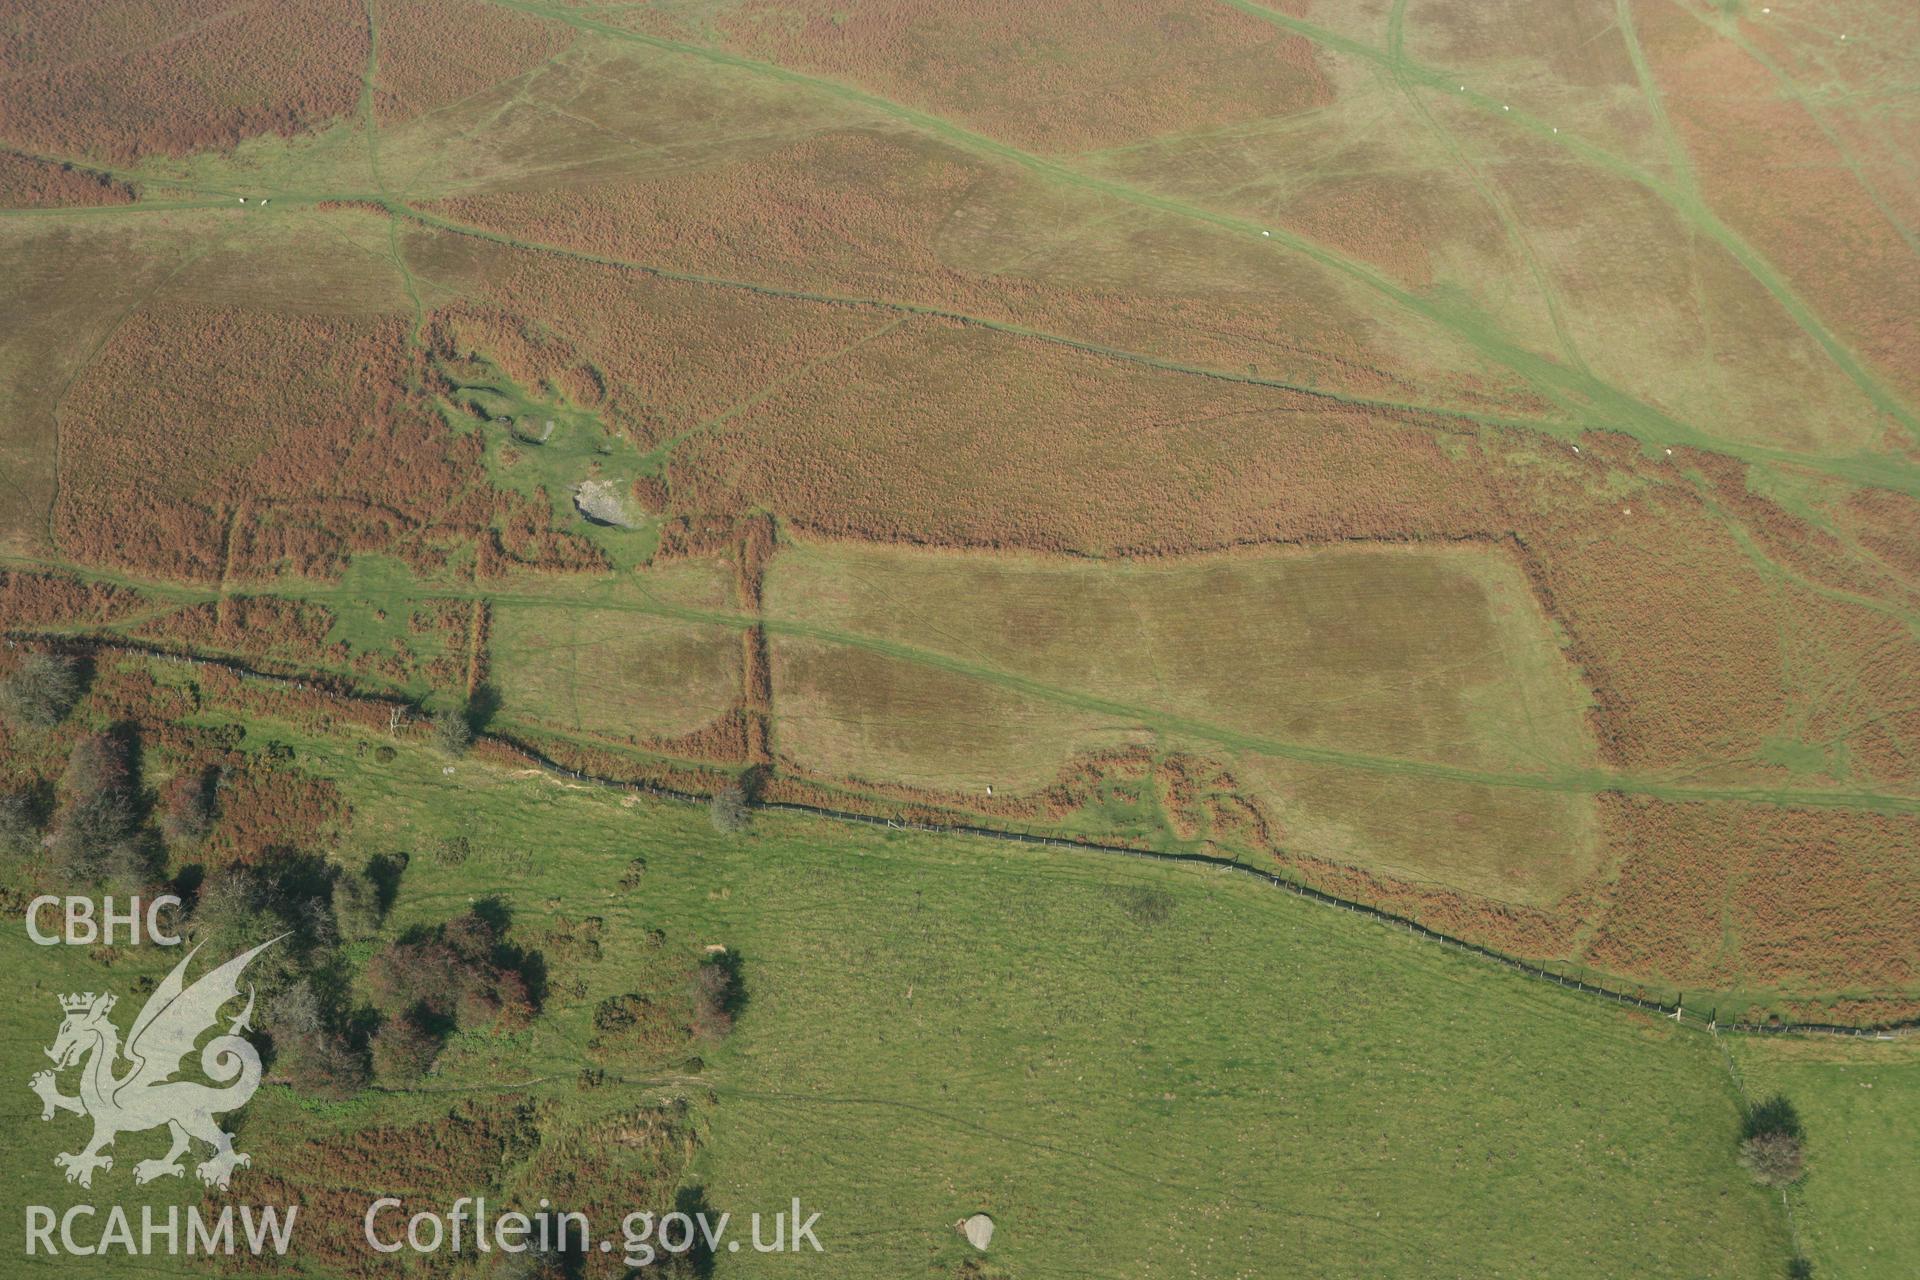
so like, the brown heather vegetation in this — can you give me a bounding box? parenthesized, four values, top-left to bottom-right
(1285, 851, 1584, 961)
(472, 729, 737, 797)
(654, 513, 739, 561)
(79, 666, 362, 867)
(1280, 173, 1439, 288)
(590, 991, 692, 1062)
(483, 487, 607, 575)
(464, 599, 492, 696)
(223, 1099, 539, 1278)
(431, 311, 639, 433)
(1777, 994, 1920, 1028)
(1683, 450, 1911, 603)
(713, 0, 1329, 153)
(632, 473, 671, 515)
(188, 663, 414, 738)
(743, 627, 773, 765)
(513, 1106, 702, 1280)
(1208, 792, 1272, 849)
(734, 512, 777, 610)
(0, 570, 147, 627)
(199, 757, 350, 868)
(0, 150, 131, 208)
(644, 704, 752, 764)
(0, 0, 365, 161)
(135, 598, 346, 666)
(425, 260, 888, 452)
(1845, 487, 1920, 581)
(1155, 754, 1215, 842)
(367, 907, 538, 1038)
(370, 0, 573, 125)
(54, 304, 603, 582)
(419, 128, 1518, 411)
(667, 319, 1493, 553)
(1586, 796, 1920, 994)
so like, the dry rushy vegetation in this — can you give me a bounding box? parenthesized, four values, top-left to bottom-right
(0, 150, 132, 208)
(1638, 0, 1920, 402)
(0, 0, 364, 161)
(370, 0, 573, 124)
(713, 0, 1329, 152)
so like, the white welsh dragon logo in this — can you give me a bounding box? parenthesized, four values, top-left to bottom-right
(28, 937, 280, 1190)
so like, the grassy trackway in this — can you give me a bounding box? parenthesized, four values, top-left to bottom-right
(1218, 0, 1920, 446)
(10, 549, 1918, 817)
(386, 198, 1920, 500)
(3, 119, 1917, 495)
(485, 0, 1920, 467)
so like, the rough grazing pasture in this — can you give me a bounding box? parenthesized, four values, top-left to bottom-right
(2, 1, 1920, 1263)
(710, 0, 1332, 152)
(0, 0, 1914, 1039)
(489, 598, 743, 746)
(420, 120, 1538, 413)
(762, 537, 1602, 900)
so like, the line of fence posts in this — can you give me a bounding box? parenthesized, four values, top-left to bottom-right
(15, 630, 1917, 1042)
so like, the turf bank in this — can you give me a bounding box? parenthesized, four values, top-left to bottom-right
(25, 1203, 297, 1258)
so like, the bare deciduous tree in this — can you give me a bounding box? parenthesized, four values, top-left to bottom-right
(1, 652, 80, 727)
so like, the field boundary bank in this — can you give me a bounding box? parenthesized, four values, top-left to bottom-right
(10, 630, 1916, 1040)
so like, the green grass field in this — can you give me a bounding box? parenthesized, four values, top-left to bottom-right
(0, 706, 1810, 1277)
(1731, 1035, 1920, 1280)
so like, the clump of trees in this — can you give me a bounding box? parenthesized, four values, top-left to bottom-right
(50, 733, 149, 886)
(0, 787, 43, 856)
(432, 703, 474, 756)
(365, 905, 540, 1082)
(268, 979, 370, 1099)
(160, 767, 216, 842)
(190, 855, 395, 1100)
(691, 949, 746, 1042)
(1738, 1094, 1806, 1189)
(709, 780, 750, 834)
(0, 652, 81, 727)
(331, 856, 389, 941)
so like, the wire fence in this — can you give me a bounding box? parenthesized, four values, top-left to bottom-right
(11, 630, 1915, 1042)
